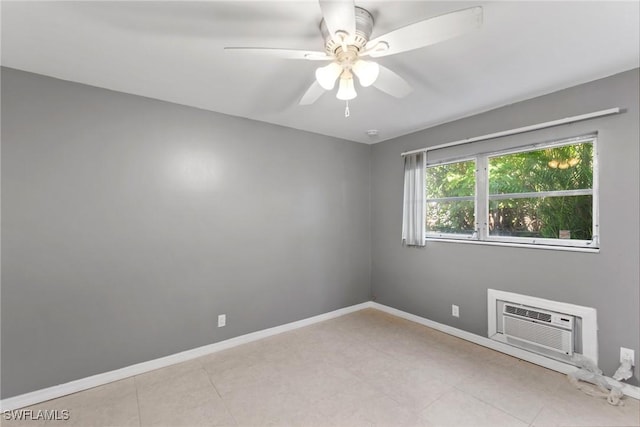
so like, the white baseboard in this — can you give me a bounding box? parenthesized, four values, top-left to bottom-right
(0, 302, 373, 411)
(3, 300, 637, 410)
(369, 302, 640, 401)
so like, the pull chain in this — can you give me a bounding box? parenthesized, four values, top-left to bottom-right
(344, 100, 350, 118)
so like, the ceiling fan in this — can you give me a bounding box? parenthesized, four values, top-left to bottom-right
(225, 0, 482, 108)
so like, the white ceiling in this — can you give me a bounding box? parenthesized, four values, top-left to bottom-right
(2, 1, 639, 144)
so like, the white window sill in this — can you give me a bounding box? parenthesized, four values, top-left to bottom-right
(425, 237, 600, 253)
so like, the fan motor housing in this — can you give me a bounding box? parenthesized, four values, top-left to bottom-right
(320, 7, 374, 54)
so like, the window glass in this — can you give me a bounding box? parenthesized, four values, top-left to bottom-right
(426, 200, 475, 235)
(489, 143, 593, 194)
(426, 160, 475, 236)
(488, 195, 593, 240)
(426, 160, 475, 198)
(423, 137, 597, 248)
(487, 141, 594, 242)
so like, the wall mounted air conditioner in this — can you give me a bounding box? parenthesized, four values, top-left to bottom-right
(488, 289, 598, 366)
(502, 303, 574, 356)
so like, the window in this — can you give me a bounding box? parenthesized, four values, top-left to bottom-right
(426, 159, 476, 238)
(425, 135, 598, 249)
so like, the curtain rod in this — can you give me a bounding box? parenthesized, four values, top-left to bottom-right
(400, 107, 621, 157)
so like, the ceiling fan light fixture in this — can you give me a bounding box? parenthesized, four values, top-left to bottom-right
(226, 5, 482, 107)
(336, 75, 357, 100)
(315, 62, 343, 90)
(352, 59, 379, 87)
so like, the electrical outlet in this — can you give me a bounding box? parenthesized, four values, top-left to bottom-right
(452, 304, 459, 318)
(218, 314, 226, 328)
(620, 347, 635, 365)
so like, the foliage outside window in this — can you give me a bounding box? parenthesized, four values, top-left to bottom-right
(425, 136, 598, 249)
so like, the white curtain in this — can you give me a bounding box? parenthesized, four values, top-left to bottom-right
(402, 152, 426, 247)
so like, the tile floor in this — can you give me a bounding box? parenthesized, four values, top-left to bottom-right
(4, 308, 639, 427)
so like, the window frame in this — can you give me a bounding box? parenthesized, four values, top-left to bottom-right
(425, 135, 599, 250)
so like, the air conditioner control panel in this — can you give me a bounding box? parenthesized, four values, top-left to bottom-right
(503, 303, 574, 330)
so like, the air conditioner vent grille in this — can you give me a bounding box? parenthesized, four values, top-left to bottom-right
(505, 305, 552, 322)
(504, 316, 571, 354)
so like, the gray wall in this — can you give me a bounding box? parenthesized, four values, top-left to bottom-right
(371, 68, 640, 386)
(1, 68, 372, 398)
(2, 66, 638, 399)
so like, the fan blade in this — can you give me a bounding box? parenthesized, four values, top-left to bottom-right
(365, 6, 482, 58)
(299, 81, 326, 105)
(372, 65, 412, 98)
(319, 0, 356, 43)
(224, 47, 332, 61)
